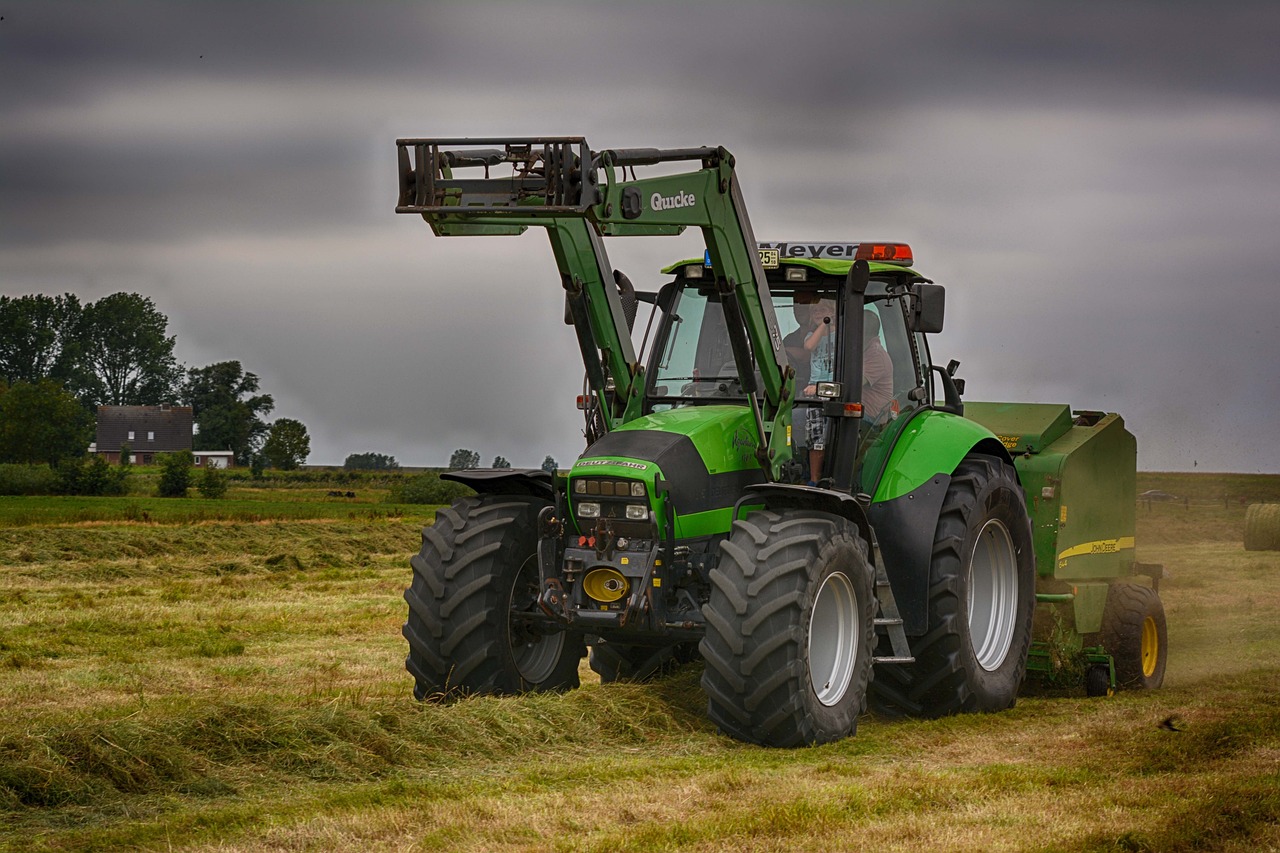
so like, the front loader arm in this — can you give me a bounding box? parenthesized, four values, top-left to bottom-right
(395, 137, 793, 477)
(591, 147, 792, 473)
(546, 218, 644, 426)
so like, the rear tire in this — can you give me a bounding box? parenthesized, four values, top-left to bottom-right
(589, 642, 699, 683)
(1101, 582, 1167, 690)
(869, 454, 1035, 717)
(700, 509, 876, 747)
(403, 495, 583, 698)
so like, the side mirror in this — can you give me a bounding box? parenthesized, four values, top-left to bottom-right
(846, 259, 871, 295)
(910, 284, 945, 333)
(930, 364, 964, 416)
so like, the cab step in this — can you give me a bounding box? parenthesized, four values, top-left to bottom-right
(873, 560, 914, 664)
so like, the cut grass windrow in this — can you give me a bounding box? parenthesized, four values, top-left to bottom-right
(3, 669, 1278, 852)
(0, 473, 1278, 851)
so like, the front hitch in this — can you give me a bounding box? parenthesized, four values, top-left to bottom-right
(535, 506, 572, 622)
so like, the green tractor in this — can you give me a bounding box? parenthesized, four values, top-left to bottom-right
(396, 138, 1166, 747)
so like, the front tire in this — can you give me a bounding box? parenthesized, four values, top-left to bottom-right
(870, 454, 1035, 717)
(1101, 582, 1167, 690)
(403, 495, 583, 698)
(700, 509, 876, 747)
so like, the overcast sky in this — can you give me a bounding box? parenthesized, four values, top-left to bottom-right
(2, 1, 1278, 472)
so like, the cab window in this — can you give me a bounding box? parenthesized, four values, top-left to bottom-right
(649, 285, 741, 399)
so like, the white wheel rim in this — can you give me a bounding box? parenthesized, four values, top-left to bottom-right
(513, 625, 565, 684)
(510, 555, 565, 683)
(968, 519, 1018, 672)
(808, 570, 859, 707)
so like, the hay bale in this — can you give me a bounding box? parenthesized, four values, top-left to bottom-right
(1244, 503, 1280, 551)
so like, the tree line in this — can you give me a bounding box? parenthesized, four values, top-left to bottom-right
(0, 291, 308, 470)
(341, 451, 559, 472)
(448, 449, 558, 472)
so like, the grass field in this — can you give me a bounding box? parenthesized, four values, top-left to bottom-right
(1, 472, 1277, 851)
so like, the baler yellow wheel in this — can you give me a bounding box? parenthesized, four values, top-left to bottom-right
(1101, 582, 1167, 690)
(1141, 615, 1160, 679)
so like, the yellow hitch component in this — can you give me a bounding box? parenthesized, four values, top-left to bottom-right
(583, 568, 630, 603)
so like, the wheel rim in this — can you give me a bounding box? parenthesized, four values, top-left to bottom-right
(967, 519, 1019, 672)
(808, 570, 859, 707)
(1141, 615, 1159, 678)
(509, 554, 565, 684)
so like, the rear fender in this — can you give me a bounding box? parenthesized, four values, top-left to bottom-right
(867, 411, 1017, 636)
(871, 409, 1016, 503)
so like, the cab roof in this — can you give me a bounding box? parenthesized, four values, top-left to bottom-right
(660, 241, 919, 277)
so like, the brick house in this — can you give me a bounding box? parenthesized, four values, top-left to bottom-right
(92, 405, 214, 466)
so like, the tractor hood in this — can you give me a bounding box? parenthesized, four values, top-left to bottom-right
(573, 406, 766, 523)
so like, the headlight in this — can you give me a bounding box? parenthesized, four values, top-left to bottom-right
(574, 479, 587, 494)
(577, 502, 601, 518)
(625, 504, 647, 520)
(630, 482, 646, 497)
(815, 381, 842, 398)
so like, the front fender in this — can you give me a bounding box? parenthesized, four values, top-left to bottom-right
(737, 483, 872, 550)
(441, 468, 555, 499)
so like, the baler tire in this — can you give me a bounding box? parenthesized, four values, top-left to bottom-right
(1085, 664, 1112, 698)
(869, 454, 1035, 718)
(700, 509, 876, 747)
(589, 642, 698, 683)
(402, 494, 583, 699)
(1100, 582, 1167, 690)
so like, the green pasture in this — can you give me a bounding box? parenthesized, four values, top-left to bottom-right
(0, 493, 418, 527)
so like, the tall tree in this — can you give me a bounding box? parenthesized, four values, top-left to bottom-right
(262, 418, 310, 470)
(184, 361, 274, 465)
(0, 379, 94, 466)
(0, 294, 83, 386)
(75, 292, 182, 407)
(449, 448, 480, 470)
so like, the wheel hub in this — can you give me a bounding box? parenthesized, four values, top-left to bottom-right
(968, 519, 1019, 672)
(808, 570, 859, 707)
(1141, 615, 1159, 678)
(510, 555, 566, 684)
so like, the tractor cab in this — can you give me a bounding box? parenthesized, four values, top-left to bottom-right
(639, 242, 943, 494)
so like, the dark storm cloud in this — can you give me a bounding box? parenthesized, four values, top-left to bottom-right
(1, 2, 432, 93)
(2, 1, 1278, 471)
